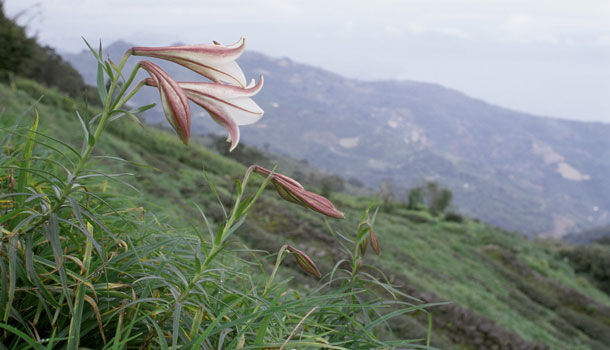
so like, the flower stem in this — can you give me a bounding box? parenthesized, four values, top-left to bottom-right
(45, 51, 133, 218)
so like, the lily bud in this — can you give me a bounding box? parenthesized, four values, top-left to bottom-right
(287, 245, 322, 278)
(253, 166, 345, 219)
(359, 237, 368, 256)
(140, 61, 191, 144)
(132, 38, 247, 87)
(366, 213, 380, 255)
(369, 224, 380, 255)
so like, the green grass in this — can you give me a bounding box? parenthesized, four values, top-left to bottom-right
(0, 78, 435, 349)
(2, 78, 610, 349)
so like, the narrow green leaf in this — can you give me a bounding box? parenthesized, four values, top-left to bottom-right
(9, 128, 80, 161)
(0, 209, 27, 226)
(0, 323, 45, 350)
(203, 168, 227, 219)
(46, 214, 73, 315)
(223, 214, 247, 241)
(147, 316, 169, 350)
(24, 234, 58, 311)
(172, 302, 182, 350)
(82, 37, 101, 61)
(188, 308, 204, 343)
(104, 61, 115, 81)
(67, 239, 92, 350)
(45, 328, 58, 350)
(194, 202, 214, 243)
(67, 197, 103, 258)
(0, 96, 43, 149)
(131, 102, 156, 114)
(108, 109, 145, 128)
(254, 313, 273, 345)
(75, 110, 93, 155)
(90, 155, 160, 171)
(97, 64, 107, 106)
(3, 234, 18, 322)
(190, 296, 245, 349)
(15, 110, 38, 206)
(0, 257, 7, 320)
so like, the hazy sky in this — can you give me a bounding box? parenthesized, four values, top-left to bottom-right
(5, 0, 610, 122)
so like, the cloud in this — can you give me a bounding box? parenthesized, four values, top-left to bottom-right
(434, 27, 472, 40)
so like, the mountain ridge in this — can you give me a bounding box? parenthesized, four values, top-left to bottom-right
(64, 41, 610, 237)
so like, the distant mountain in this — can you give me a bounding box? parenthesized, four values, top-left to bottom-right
(564, 225, 610, 245)
(64, 41, 610, 237)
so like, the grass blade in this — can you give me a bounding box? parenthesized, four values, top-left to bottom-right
(46, 214, 73, 315)
(3, 234, 18, 322)
(96, 60, 108, 104)
(67, 237, 92, 350)
(15, 110, 38, 207)
(0, 323, 45, 350)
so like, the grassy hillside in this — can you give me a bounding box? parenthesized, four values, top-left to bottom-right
(65, 42, 610, 238)
(2, 79, 610, 349)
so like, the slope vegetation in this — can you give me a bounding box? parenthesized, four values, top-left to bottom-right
(2, 80, 610, 349)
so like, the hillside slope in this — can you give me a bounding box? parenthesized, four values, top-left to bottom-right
(64, 41, 610, 238)
(2, 80, 610, 349)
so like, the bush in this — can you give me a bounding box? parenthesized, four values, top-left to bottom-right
(406, 181, 453, 216)
(561, 245, 610, 295)
(444, 211, 464, 223)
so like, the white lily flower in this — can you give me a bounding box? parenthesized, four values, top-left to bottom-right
(179, 76, 264, 151)
(132, 38, 247, 87)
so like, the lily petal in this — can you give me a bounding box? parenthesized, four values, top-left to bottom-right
(167, 77, 264, 151)
(179, 76, 264, 125)
(132, 38, 247, 87)
(140, 61, 191, 144)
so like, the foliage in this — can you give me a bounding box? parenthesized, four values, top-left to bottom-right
(443, 211, 463, 223)
(0, 41, 433, 348)
(406, 181, 453, 216)
(0, 4, 98, 103)
(4, 76, 610, 349)
(561, 244, 610, 295)
(0, 3, 36, 77)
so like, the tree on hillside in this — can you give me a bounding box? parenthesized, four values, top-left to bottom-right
(0, 3, 98, 103)
(0, 2, 36, 79)
(407, 181, 453, 216)
(379, 179, 395, 206)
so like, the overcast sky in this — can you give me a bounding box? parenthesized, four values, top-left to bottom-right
(5, 0, 610, 122)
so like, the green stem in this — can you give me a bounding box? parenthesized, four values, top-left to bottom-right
(179, 194, 243, 302)
(111, 61, 141, 110)
(113, 80, 146, 111)
(46, 51, 133, 217)
(240, 175, 273, 216)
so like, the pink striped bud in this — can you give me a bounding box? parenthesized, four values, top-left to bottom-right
(253, 166, 345, 219)
(140, 61, 191, 144)
(287, 245, 321, 278)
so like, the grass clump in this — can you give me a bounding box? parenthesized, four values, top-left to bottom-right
(0, 49, 433, 348)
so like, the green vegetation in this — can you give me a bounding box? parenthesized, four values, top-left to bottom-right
(0, 9, 609, 346)
(2, 77, 610, 349)
(0, 4, 97, 102)
(406, 181, 453, 216)
(0, 70, 436, 348)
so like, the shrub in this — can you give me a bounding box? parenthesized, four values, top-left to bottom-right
(444, 211, 464, 223)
